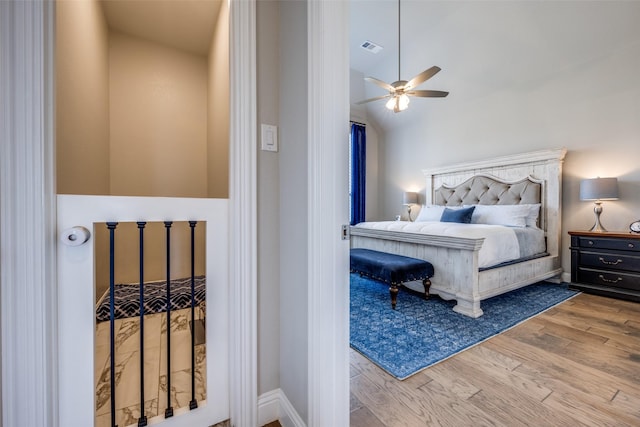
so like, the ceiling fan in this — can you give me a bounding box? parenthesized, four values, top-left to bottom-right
(357, 0, 449, 113)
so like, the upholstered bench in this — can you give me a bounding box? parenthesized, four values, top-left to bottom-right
(350, 248, 434, 309)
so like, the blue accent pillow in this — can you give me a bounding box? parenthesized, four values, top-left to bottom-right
(440, 206, 475, 224)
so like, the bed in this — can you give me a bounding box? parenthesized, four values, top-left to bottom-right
(350, 148, 566, 318)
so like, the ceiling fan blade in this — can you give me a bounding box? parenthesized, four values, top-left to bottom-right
(407, 90, 449, 98)
(405, 66, 442, 90)
(355, 94, 392, 105)
(364, 77, 395, 92)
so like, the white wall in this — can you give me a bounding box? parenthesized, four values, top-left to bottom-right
(278, 0, 309, 423)
(257, 4, 351, 423)
(358, 1, 640, 277)
(257, 0, 281, 397)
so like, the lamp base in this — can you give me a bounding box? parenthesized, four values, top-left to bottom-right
(589, 201, 608, 232)
(588, 223, 608, 233)
(406, 205, 413, 222)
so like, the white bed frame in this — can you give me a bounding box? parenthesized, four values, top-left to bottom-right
(350, 148, 567, 318)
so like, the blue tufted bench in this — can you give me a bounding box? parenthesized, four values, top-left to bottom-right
(350, 248, 434, 309)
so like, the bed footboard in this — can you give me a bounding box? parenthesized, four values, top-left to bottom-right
(350, 227, 487, 317)
(350, 227, 562, 318)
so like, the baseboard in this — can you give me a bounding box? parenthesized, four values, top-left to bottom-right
(561, 271, 571, 284)
(258, 388, 306, 427)
(257, 389, 281, 426)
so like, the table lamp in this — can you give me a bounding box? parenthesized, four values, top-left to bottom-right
(580, 177, 618, 232)
(403, 191, 418, 222)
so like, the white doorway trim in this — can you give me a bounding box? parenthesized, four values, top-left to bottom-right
(0, 1, 58, 426)
(307, 1, 350, 426)
(229, 0, 258, 425)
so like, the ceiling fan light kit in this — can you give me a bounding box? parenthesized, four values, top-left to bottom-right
(386, 93, 410, 112)
(357, 0, 449, 113)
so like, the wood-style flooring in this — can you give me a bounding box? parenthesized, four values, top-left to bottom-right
(350, 293, 640, 426)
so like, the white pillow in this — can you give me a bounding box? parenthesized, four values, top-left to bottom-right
(469, 204, 531, 228)
(415, 205, 445, 222)
(522, 203, 541, 228)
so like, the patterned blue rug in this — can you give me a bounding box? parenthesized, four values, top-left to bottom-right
(350, 273, 577, 380)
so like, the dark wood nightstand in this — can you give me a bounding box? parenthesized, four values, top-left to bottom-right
(569, 231, 640, 302)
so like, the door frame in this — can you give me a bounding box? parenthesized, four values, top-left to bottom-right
(0, 0, 349, 425)
(306, 1, 350, 425)
(0, 0, 261, 424)
(0, 1, 58, 425)
(228, 0, 259, 425)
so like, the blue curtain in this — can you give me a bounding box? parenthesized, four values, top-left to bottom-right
(350, 123, 366, 225)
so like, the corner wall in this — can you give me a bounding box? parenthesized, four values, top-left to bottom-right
(256, 0, 281, 398)
(208, 0, 230, 198)
(278, 0, 309, 423)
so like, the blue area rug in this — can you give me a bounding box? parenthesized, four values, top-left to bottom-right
(350, 273, 577, 380)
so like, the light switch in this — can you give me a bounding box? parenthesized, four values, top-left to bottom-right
(261, 124, 278, 152)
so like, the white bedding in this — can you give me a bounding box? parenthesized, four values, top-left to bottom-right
(354, 221, 525, 269)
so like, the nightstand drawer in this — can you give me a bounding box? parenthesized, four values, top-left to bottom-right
(576, 236, 640, 252)
(575, 267, 640, 292)
(578, 251, 640, 274)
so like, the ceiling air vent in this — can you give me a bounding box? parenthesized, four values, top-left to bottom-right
(360, 40, 383, 54)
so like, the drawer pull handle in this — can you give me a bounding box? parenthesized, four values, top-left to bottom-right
(598, 257, 622, 266)
(629, 243, 635, 249)
(598, 274, 622, 284)
(588, 240, 594, 245)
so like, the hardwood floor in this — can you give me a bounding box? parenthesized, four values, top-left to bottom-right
(350, 293, 640, 426)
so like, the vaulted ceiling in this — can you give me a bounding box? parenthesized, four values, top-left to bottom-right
(349, 0, 640, 129)
(349, 0, 456, 127)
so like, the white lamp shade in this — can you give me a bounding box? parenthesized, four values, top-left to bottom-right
(580, 177, 619, 201)
(403, 191, 418, 205)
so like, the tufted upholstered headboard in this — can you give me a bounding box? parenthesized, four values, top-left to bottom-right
(434, 175, 542, 207)
(422, 149, 566, 257)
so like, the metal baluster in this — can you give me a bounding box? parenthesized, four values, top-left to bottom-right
(164, 221, 174, 418)
(189, 221, 198, 410)
(137, 222, 148, 427)
(106, 222, 119, 427)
